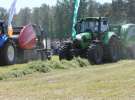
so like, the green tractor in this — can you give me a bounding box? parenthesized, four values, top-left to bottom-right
(111, 24, 135, 59)
(59, 17, 122, 64)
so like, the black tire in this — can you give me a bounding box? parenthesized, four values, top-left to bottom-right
(107, 37, 121, 62)
(0, 40, 16, 65)
(59, 44, 73, 60)
(87, 43, 103, 64)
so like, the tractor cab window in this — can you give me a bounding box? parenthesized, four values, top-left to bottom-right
(80, 20, 98, 33)
(0, 24, 3, 34)
(80, 21, 91, 33)
(100, 20, 108, 32)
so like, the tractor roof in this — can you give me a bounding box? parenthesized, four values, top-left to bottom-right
(78, 17, 108, 22)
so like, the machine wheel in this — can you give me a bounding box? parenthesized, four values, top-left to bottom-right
(0, 40, 16, 65)
(87, 43, 103, 64)
(59, 44, 73, 60)
(107, 37, 121, 62)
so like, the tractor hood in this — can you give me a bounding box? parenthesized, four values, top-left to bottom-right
(75, 32, 91, 41)
(73, 32, 91, 49)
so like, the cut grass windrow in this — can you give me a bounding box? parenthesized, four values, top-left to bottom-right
(0, 57, 89, 80)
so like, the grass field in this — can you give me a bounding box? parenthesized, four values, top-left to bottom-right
(0, 57, 135, 100)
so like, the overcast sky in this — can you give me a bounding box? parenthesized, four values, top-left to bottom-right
(0, 0, 112, 12)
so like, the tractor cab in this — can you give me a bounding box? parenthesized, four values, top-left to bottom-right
(73, 17, 109, 49)
(76, 17, 109, 34)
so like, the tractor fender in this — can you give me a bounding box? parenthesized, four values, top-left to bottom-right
(103, 32, 118, 45)
(0, 34, 8, 48)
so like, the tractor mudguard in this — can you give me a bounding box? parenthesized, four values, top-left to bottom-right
(103, 32, 118, 45)
(0, 34, 8, 48)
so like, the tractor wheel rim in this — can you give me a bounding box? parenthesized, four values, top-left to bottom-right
(7, 45, 15, 62)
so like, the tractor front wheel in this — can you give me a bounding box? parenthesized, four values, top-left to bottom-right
(0, 40, 16, 65)
(87, 43, 103, 64)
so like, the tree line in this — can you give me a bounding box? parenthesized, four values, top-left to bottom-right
(0, 0, 134, 39)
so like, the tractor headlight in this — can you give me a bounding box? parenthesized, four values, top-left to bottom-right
(76, 34, 82, 40)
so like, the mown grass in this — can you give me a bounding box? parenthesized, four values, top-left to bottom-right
(0, 60, 135, 100)
(0, 57, 89, 80)
(0, 57, 135, 100)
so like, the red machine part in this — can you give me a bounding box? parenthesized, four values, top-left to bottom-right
(18, 24, 36, 49)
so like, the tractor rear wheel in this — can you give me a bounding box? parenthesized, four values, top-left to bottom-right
(59, 44, 73, 60)
(0, 40, 16, 65)
(87, 43, 103, 64)
(107, 37, 121, 62)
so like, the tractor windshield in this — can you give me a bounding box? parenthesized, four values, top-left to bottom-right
(76, 20, 98, 34)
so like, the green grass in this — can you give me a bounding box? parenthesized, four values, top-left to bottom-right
(0, 57, 135, 100)
(0, 57, 89, 80)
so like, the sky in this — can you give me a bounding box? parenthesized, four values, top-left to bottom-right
(0, 0, 112, 12)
